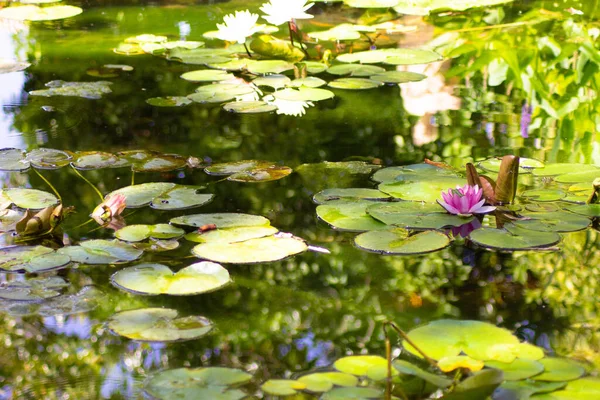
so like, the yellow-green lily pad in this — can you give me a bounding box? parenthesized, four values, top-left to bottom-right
(328, 78, 382, 90)
(184, 226, 279, 244)
(0, 188, 59, 210)
(57, 239, 143, 264)
(0, 276, 69, 301)
(261, 380, 307, 396)
(115, 224, 184, 242)
(0, 5, 82, 21)
(171, 213, 270, 229)
(297, 372, 358, 392)
(354, 229, 450, 255)
(0, 246, 71, 273)
(485, 359, 545, 381)
(316, 200, 387, 232)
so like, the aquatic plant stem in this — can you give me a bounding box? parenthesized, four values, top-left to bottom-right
(131, 170, 135, 186)
(383, 323, 407, 400)
(288, 21, 295, 46)
(244, 43, 253, 58)
(33, 169, 62, 202)
(385, 321, 437, 368)
(70, 166, 104, 201)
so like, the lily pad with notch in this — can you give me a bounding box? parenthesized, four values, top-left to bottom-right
(0, 245, 71, 273)
(468, 223, 561, 251)
(106, 183, 213, 210)
(71, 151, 129, 170)
(496, 380, 567, 399)
(184, 226, 279, 244)
(370, 71, 427, 84)
(115, 224, 184, 242)
(0, 188, 59, 210)
(111, 262, 231, 296)
(531, 358, 586, 382)
(328, 78, 382, 90)
(0, 5, 83, 21)
(562, 204, 600, 217)
(252, 74, 291, 89)
(171, 213, 271, 229)
(116, 150, 188, 173)
(297, 372, 358, 392)
(354, 229, 451, 255)
(0, 286, 105, 317)
(144, 367, 252, 400)
(188, 83, 256, 104)
(532, 163, 599, 177)
(0, 276, 69, 301)
(205, 160, 292, 182)
(367, 201, 472, 229)
(326, 64, 386, 77)
(555, 170, 600, 184)
(520, 189, 566, 202)
(288, 77, 327, 88)
(485, 359, 545, 381)
(478, 157, 544, 174)
(316, 200, 387, 232)
(57, 239, 143, 264)
(108, 307, 213, 342)
(273, 87, 335, 102)
(512, 212, 591, 233)
(246, 60, 295, 75)
(378, 176, 467, 202)
(372, 163, 458, 183)
(180, 69, 234, 82)
(223, 101, 277, 114)
(313, 188, 391, 204)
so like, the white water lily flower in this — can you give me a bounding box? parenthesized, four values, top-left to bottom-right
(215, 10, 262, 44)
(265, 95, 313, 117)
(260, 0, 315, 26)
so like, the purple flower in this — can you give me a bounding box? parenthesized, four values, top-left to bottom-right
(438, 184, 496, 216)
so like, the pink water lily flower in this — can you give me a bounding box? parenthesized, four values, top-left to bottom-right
(91, 194, 127, 223)
(438, 184, 496, 217)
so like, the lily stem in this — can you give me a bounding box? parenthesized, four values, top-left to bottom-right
(385, 321, 437, 368)
(70, 165, 104, 201)
(288, 21, 295, 46)
(244, 43, 253, 58)
(383, 323, 408, 400)
(33, 168, 62, 202)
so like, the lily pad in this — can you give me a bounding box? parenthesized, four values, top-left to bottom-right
(328, 78, 382, 90)
(185, 226, 279, 244)
(521, 189, 566, 202)
(246, 60, 294, 75)
(107, 183, 213, 210)
(355, 229, 450, 254)
(180, 69, 234, 82)
(562, 204, 600, 217)
(531, 358, 585, 382)
(468, 224, 561, 251)
(378, 176, 467, 202)
(496, 380, 567, 399)
(321, 387, 382, 399)
(479, 157, 544, 174)
(0, 5, 82, 21)
(108, 308, 213, 342)
(111, 262, 230, 296)
(0, 209, 24, 232)
(0, 246, 71, 273)
(71, 151, 129, 170)
(0, 148, 28, 171)
(393, 359, 452, 388)
(145, 367, 251, 400)
(336, 48, 442, 65)
(485, 359, 545, 381)
(367, 202, 472, 229)
(115, 224, 184, 242)
(532, 163, 599, 177)
(316, 201, 387, 231)
(334, 355, 399, 381)
(252, 74, 292, 89)
(512, 212, 591, 233)
(531, 377, 600, 399)
(404, 320, 545, 363)
(0, 276, 69, 301)
(116, 150, 188, 173)
(25, 148, 72, 169)
(303, 61, 329, 74)
(308, 24, 362, 41)
(57, 239, 143, 264)
(288, 77, 327, 88)
(394, 0, 515, 15)
(223, 101, 278, 114)
(191, 234, 307, 264)
(0, 188, 59, 210)
(205, 160, 292, 182)
(326, 64, 386, 77)
(372, 163, 458, 183)
(261, 380, 306, 396)
(188, 82, 257, 104)
(29, 80, 112, 99)
(297, 372, 358, 392)
(146, 96, 193, 107)
(171, 213, 270, 229)
(313, 188, 391, 204)
(273, 87, 335, 102)
(555, 170, 600, 184)
(370, 71, 427, 84)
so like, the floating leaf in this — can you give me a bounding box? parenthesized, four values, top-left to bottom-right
(288, 77, 327, 88)
(191, 234, 307, 264)
(562, 204, 600, 217)
(117, 150, 188, 173)
(115, 224, 184, 242)
(273, 87, 335, 102)
(367, 202, 472, 229)
(145, 367, 251, 400)
(0, 188, 59, 210)
(185, 226, 279, 244)
(108, 308, 213, 342)
(223, 101, 278, 114)
(57, 239, 143, 264)
(250, 35, 304, 62)
(70, 151, 129, 170)
(0, 276, 69, 301)
(404, 320, 544, 363)
(188, 83, 256, 104)
(370, 71, 427, 84)
(468, 224, 561, 251)
(555, 170, 600, 184)
(521, 189, 566, 202)
(146, 96, 192, 107)
(0, 246, 71, 273)
(378, 176, 467, 202)
(478, 157, 543, 174)
(297, 372, 358, 392)
(252, 74, 291, 89)
(355, 229, 450, 255)
(171, 213, 270, 229)
(111, 262, 230, 296)
(496, 380, 567, 400)
(107, 183, 213, 210)
(532, 163, 598, 177)
(303, 61, 329, 74)
(485, 359, 544, 381)
(334, 355, 388, 376)
(308, 24, 362, 41)
(316, 201, 387, 231)
(205, 160, 292, 182)
(0, 148, 27, 171)
(441, 369, 504, 400)
(29, 81, 112, 99)
(328, 78, 382, 90)
(261, 380, 306, 396)
(326, 64, 386, 77)
(532, 358, 585, 382)
(372, 163, 458, 183)
(393, 360, 452, 388)
(180, 69, 234, 82)
(0, 58, 31, 74)
(336, 48, 442, 65)
(246, 60, 295, 75)
(344, 0, 401, 8)
(0, 5, 82, 21)
(513, 212, 591, 233)
(313, 188, 391, 204)
(532, 377, 600, 399)
(0, 209, 24, 232)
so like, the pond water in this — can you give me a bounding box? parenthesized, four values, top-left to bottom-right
(0, 0, 599, 399)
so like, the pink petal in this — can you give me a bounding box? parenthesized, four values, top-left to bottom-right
(458, 195, 470, 213)
(468, 199, 486, 213)
(473, 205, 496, 214)
(437, 199, 460, 215)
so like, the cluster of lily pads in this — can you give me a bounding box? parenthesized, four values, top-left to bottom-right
(136, 319, 599, 399)
(314, 158, 599, 254)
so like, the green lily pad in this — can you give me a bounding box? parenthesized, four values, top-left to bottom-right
(468, 224, 561, 251)
(0, 148, 28, 171)
(328, 78, 382, 90)
(261, 380, 306, 396)
(246, 60, 294, 75)
(57, 239, 143, 264)
(29, 80, 112, 99)
(521, 189, 566, 202)
(108, 308, 213, 342)
(478, 157, 544, 173)
(531, 377, 600, 399)
(0, 209, 24, 232)
(337, 48, 442, 65)
(321, 387, 382, 399)
(316, 200, 387, 232)
(0, 246, 71, 273)
(303, 61, 329, 74)
(370, 71, 427, 84)
(205, 160, 292, 182)
(71, 151, 129, 170)
(146, 96, 193, 107)
(223, 101, 278, 114)
(86, 64, 133, 77)
(532, 163, 599, 177)
(180, 69, 234, 82)
(355, 229, 450, 255)
(394, 0, 515, 15)
(0, 5, 82, 21)
(111, 262, 230, 296)
(378, 176, 467, 202)
(297, 372, 358, 392)
(273, 87, 335, 102)
(442, 369, 504, 400)
(0, 188, 59, 210)
(288, 77, 327, 88)
(188, 83, 256, 104)
(532, 358, 585, 382)
(25, 148, 72, 169)
(367, 202, 472, 229)
(393, 360, 452, 388)
(372, 163, 458, 183)
(555, 170, 600, 184)
(107, 183, 213, 210)
(107, 182, 176, 208)
(404, 319, 545, 363)
(132, 239, 180, 253)
(168, 47, 236, 65)
(513, 212, 591, 233)
(171, 213, 270, 229)
(485, 359, 545, 381)
(497, 380, 567, 400)
(308, 24, 362, 41)
(313, 188, 391, 204)
(0, 276, 69, 301)
(0, 59, 31, 74)
(191, 234, 307, 264)
(562, 204, 600, 217)
(115, 224, 184, 242)
(145, 367, 251, 400)
(116, 150, 188, 173)
(185, 226, 279, 244)
(334, 355, 394, 379)
(252, 74, 292, 89)
(326, 64, 386, 77)
(525, 203, 561, 213)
